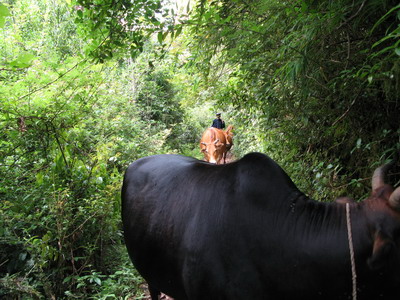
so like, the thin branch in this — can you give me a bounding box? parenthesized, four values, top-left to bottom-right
(345, 31, 351, 69)
(15, 33, 111, 102)
(305, 74, 330, 91)
(65, 212, 98, 240)
(337, 0, 366, 30)
(0, 67, 25, 72)
(332, 90, 361, 126)
(50, 121, 69, 169)
(17, 60, 85, 101)
(0, 259, 9, 268)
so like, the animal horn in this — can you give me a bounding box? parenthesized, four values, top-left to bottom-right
(371, 164, 392, 190)
(389, 187, 400, 209)
(371, 152, 399, 190)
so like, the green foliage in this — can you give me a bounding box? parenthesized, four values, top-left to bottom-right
(0, 0, 186, 298)
(72, 0, 175, 62)
(187, 0, 400, 199)
(1, 0, 400, 298)
(0, 56, 152, 297)
(0, 49, 177, 295)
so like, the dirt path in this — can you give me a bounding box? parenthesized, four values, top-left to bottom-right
(139, 284, 173, 300)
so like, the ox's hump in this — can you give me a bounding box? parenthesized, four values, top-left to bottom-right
(236, 152, 301, 202)
(239, 152, 290, 177)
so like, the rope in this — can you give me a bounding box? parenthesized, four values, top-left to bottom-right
(346, 203, 357, 300)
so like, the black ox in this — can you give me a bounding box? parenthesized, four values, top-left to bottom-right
(121, 153, 400, 300)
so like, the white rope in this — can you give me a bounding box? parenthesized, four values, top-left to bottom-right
(346, 203, 357, 300)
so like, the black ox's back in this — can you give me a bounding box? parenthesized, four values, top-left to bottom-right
(121, 153, 400, 300)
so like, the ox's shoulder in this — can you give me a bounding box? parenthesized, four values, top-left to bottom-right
(236, 152, 299, 191)
(238, 152, 280, 168)
(241, 152, 271, 161)
(127, 154, 197, 170)
(124, 154, 200, 186)
(132, 153, 194, 163)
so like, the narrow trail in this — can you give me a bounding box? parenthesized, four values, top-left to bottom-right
(224, 151, 235, 163)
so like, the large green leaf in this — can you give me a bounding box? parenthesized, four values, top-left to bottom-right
(9, 52, 36, 68)
(0, 3, 11, 28)
(0, 3, 10, 17)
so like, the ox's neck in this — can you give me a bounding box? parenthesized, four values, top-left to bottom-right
(291, 194, 361, 231)
(283, 194, 369, 253)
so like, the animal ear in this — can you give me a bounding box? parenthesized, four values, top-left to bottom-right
(389, 187, 400, 210)
(367, 230, 395, 270)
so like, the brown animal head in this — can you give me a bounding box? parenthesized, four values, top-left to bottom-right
(200, 127, 227, 164)
(363, 157, 400, 270)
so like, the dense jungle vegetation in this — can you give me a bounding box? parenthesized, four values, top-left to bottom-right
(1, 0, 399, 298)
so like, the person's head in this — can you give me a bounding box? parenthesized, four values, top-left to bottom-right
(216, 113, 221, 118)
